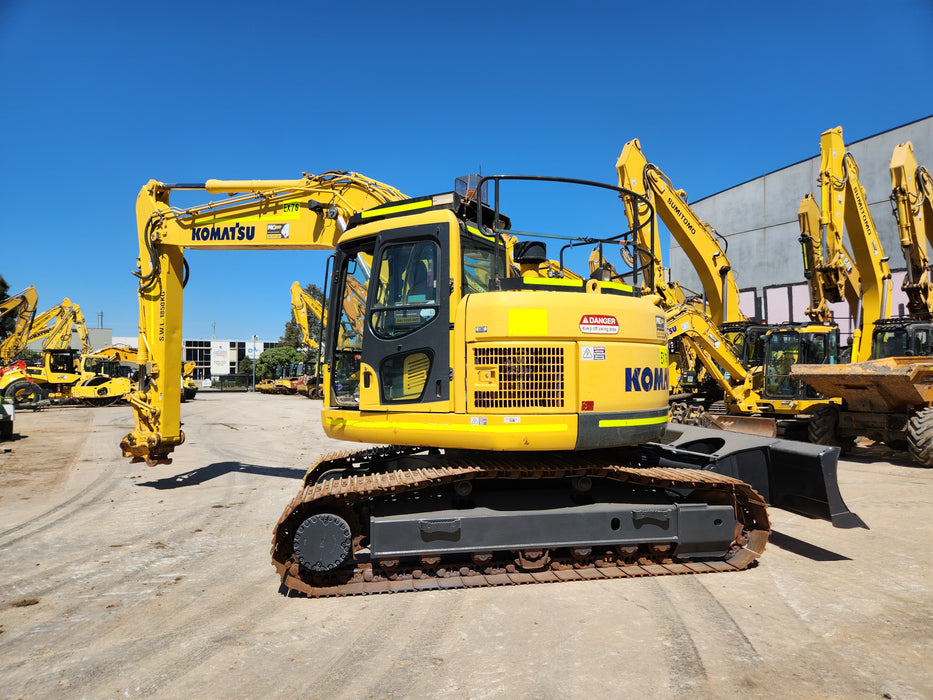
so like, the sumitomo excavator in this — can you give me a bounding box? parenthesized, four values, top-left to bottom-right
(792, 138, 933, 463)
(615, 140, 840, 424)
(120, 168, 863, 597)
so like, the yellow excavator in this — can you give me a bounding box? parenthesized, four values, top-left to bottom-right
(290, 281, 325, 398)
(0, 285, 39, 366)
(615, 141, 840, 427)
(793, 139, 933, 463)
(0, 298, 90, 405)
(798, 127, 892, 362)
(0, 286, 39, 437)
(120, 168, 862, 597)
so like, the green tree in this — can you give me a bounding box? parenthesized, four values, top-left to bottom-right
(280, 319, 302, 349)
(0, 273, 12, 339)
(255, 346, 304, 380)
(237, 356, 255, 376)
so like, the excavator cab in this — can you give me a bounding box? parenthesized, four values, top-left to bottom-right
(871, 318, 933, 359)
(762, 326, 838, 400)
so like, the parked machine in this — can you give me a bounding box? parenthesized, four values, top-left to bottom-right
(0, 299, 90, 405)
(0, 286, 39, 366)
(615, 140, 840, 428)
(119, 167, 862, 597)
(793, 139, 933, 464)
(290, 281, 332, 398)
(183, 361, 198, 401)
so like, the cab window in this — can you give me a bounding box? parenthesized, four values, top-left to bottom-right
(370, 240, 439, 339)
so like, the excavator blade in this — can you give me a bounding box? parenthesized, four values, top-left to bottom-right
(699, 412, 777, 437)
(653, 424, 867, 529)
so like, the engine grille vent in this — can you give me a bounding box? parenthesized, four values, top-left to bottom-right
(473, 346, 565, 409)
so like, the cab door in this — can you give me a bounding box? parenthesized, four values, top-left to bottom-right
(359, 223, 451, 410)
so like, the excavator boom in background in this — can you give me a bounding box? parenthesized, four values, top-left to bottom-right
(615, 141, 840, 427)
(121, 165, 861, 598)
(798, 193, 861, 324)
(0, 286, 39, 366)
(889, 141, 933, 320)
(814, 127, 892, 362)
(793, 139, 933, 465)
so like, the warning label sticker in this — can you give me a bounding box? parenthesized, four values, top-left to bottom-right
(580, 346, 606, 361)
(579, 315, 619, 335)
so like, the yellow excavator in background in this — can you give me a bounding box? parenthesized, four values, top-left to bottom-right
(0, 298, 90, 405)
(615, 141, 839, 427)
(0, 286, 39, 366)
(890, 141, 933, 321)
(810, 127, 892, 362)
(792, 140, 933, 463)
(119, 167, 861, 597)
(290, 281, 326, 398)
(182, 360, 198, 401)
(798, 193, 861, 326)
(0, 286, 39, 437)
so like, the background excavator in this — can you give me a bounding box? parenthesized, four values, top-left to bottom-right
(793, 138, 933, 464)
(615, 140, 839, 431)
(120, 167, 861, 597)
(0, 298, 90, 405)
(0, 285, 38, 437)
(288, 281, 326, 398)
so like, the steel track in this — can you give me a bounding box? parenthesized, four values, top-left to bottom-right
(271, 446, 770, 597)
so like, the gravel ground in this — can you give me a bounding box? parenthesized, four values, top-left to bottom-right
(0, 392, 930, 699)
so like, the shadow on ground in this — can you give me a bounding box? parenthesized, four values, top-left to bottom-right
(845, 443, 926, 469)
(769, 530, 851, 561)
(138, 461, 305, 489)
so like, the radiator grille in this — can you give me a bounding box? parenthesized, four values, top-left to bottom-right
(473, 346, 565, 409)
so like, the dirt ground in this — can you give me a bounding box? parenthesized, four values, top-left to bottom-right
(0, 393, 930, 699)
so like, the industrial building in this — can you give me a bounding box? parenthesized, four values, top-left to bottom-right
(670, 115, 933, 344)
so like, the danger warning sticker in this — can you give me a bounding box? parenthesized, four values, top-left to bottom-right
(579, 315, 619, 335)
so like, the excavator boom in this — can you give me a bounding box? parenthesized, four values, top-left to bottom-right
(616, 139, 743, 325)
(889, 141, 933, 320)
(0, 286, 38, 365)
(818, 127, 892, 361)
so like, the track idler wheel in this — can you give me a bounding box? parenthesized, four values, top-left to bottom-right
(293, 512, 354, 572)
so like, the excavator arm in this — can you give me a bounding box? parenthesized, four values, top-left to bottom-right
(616, 139, 743, 324)
(0, 286, 38, 365)
(24, 299, 90, 353)
(889, 141, 933, 320)
(797, 193, 861, 323)
(818, 127, 892, 361)
(290, 281, 326, 350)
(122, 171, 407, 465)
(665, 304, 755, 410)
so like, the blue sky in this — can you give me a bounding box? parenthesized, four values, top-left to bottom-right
(1, 1, 931, 342)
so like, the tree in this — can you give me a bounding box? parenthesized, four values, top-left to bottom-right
(237, 356, 255, 376)
(280, 319, 302, 349)
(255, 346, 304, 380)
(0, 273, 12, 339)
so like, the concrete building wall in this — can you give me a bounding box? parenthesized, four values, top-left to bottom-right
(670, 116, 933, 328)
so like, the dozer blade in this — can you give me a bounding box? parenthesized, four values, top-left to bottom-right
(699, 412, 777, 437)
(653, 424, 867, 529)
